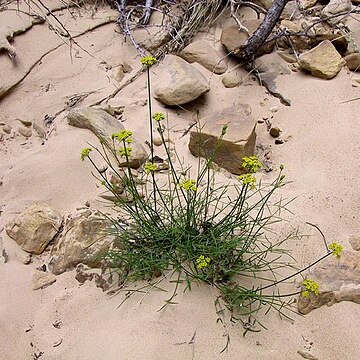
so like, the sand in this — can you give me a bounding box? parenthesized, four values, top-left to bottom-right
(1, 2, 360, 359)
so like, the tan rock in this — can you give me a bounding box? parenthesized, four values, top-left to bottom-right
(6, 204, 63, 254)
(153, 55, 210, 106)
(67, 107, 147, 169)
(298, 250, 360, 314)
(32, 270, 57, 290)
(2, 124, 11, 134)
(322, 0, 352, 20)
(222, 70, 243, 88)
(280, 1, 301, 20)
(278, 20, 311, 52)
(180, 40, 227, 74)
(298, 40, 345, 79)
(349, 235, 360, 251)
(299, 0, 318, 9)
(188, 104, 257, 175)
(18, 126, 32, 138)
(344, 53, 360, 71)
(49, 210, 119, 275)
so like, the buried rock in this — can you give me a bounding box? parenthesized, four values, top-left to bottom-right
(67, 107, 147, 168)
(298, 250, 360, 314)
(49, 210, 120, 275)
(153, 55, 210, 106)
(188, 104, 257, 175)
(5, 204, 63, 255)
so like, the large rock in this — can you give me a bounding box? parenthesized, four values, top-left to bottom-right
(153, 55, 210, 106)
(67, 107, 147, 168)
(221, 20, 275, 58)
(278, 20, 311, 53)
(298, 250, 360, 314)
(344, 53, 360, 71)
(188, 104, 257, 175)
(180, 40, 228, 74)
(298, 40, 345, 79)
(5, 204, 62, 254)
(322, 0, 352, 21)
(49, 210, 120, 275)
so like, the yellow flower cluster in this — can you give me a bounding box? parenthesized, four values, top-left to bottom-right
(119, 147, 132, 157)
(81, 147, 92, 161)
(196, 255, 211, 269)
(112, 130, 133, 143)
(144, 162, 157, 173)
(329, 242, 343, 259)
(152, 112, 165, 122)
(140, 56, 157, 67)
(238, 173, 256, 189)
(179, 179, 197, 192)
(242, 156, 263, 173)
(301, 278, 319, 298)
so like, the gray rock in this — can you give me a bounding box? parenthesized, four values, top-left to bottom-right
(6, 204, 63, 255)
(49, 210, 120, 275)
(298, 40, 345, 79)
(344, 53, 360, 71)
(180, 40, 227, 74)
(153, 55, 210, 106)
(67, 107, 147, 168)
(188, 104, 257, 175)
(298, 250, 360, 314)
(32, 270, 57, 290)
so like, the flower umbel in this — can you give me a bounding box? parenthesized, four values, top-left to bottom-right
(242, 156, 262, 173)
(81, 148, 92, 161)
(152, 112, 165, 122)
(196, 255, 211, 269)
(301, 279, 320, 298)
(179, 179, 197, 192)
(140, 56, 157, 67)
(329, 242, 343, 259)
(239, 173, 257, 189)
(112, 130, 133, 143)
(144, 162, 157, 174)
(119, 147, 132, 157)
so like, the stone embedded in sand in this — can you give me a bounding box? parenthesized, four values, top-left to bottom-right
(278, 20, 310, 53)
(298, 250, 360, 314)
(349, 235, 360, 251)
(67, 107, 147, 168)
(188, 104, 257, 175)
(344, 53, 360, 71)
(5, 204, 63, 255)
(298, 40, 345, 79)
(153, 55, 210, 106)
(18, 125, 32, 138)
(222, 69, 243, 88)
(221, 20, 274, 57)
(49, 210, 120, 275)
(180, 40, 228, 74)
(32, 270, 57, 290)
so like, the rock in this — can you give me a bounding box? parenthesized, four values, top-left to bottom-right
(109, 171, 125, 194)
(18, 126, 32, 138)
(299, 0, 318, 9)
(221, 20, 274, 57)
(33, 123, 46, 140)
(6, 204, 63, 255)
(270, 106, 278, 113)
(298, 250, 360, 314)
(322, 0, 352, 21)
(2, 124, 11, 134)
(113, 62, 132, 83)
(298, 40, 345, 79)
(0, 233, 8, 264)
(351, 77, 360, 87)
(67, 107, 147, 168)
(153, 55, 210, 106)
(277, 51, 297, 63)
(49, 210, 120, 275)
(297, 349, 319, 360)
(32, 270, 57, 290)
(180, 40, 228, 74)
(222, 69, 243, 88)
(280, 1, 301, 20)
(344, 53, 360, 71)
(278, 20, 311, 53)
(23, 254, 32, 265)
(349, 235, 360, 251)
(188, 104, 257, 175)
(16, 119, 32, 127)
(275, 138, 285, 144)
(270, 127, 281, 137)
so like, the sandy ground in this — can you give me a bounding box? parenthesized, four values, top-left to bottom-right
(1, 3, 360, 360)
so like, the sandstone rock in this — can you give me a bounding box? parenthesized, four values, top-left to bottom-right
(6, 204, 62, 255)
(299, 0, 318, 9)
(153, 55, 210, 106)
(278, 20, 311, 53)
(32, 270, 57, 290)
(298, 40, 345, 79)
(18, 125, 32, 138)
(297, 349, 319, 360)
(188, 104, 257, 175)
(349, 235, 360, 251)
(222, 69, 243, 88)
(277, 51, 297, 63)
(180, 40, 227, 74)
(280, 1, 301, 20)
(17, 119, 32, 127)
(67, 107, 147, 168)
(344, 53, 360, 71)
(298, 250, 360, 314)
(221, 20, 274, 57)
(2, 124, 11, 134)
(49, 210, 119, 275)
(322, 0, 352, 21)
(33, 123, 46, 139)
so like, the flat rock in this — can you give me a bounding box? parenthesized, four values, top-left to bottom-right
(221, 69, 244, 88)
(298, 250, 360, 314)
(180, 40, 227, 74)
(49, 210, 120, 275)
(188, 104, 257, 175)
(344, 53, 360, 71)
(298, 40, 345, 79)
(322, 0, 352, 20)
(67, 107, 147, 168)
(32, 270, 57, 290)
(18, 125, 32, 138)
(153, 55, 210, 106)
(5, 204, 63, 254)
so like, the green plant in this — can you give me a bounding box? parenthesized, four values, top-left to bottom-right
(81, 56, 344, 351)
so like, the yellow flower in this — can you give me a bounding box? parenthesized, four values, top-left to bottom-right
(301, 279, 319, 298)
(196, 255, 211, 269)
(112, 130, 133, 143)
(242, 156, 262, 173)
(81, 148, 92, 161)
(239, 173, 256, 189)
(152, 112, 165, 122)
(119, 147, 132, 157)
(144, 162, 157, 173)
(140, 56, 157, 67)
(179, 179, 197, 192)
(329, 242, 343, 259)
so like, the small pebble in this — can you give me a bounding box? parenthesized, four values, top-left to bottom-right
(257, 119, 264, 124)
(23, 254, 32, 265)
(18, 126, 32, 138)
(275, 138, 284, 145)
(270, 127, 281, 138)
(270, 106, 278, 113)
(3, 124, 11, 134)
(85, 201, 91, 208)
